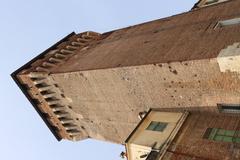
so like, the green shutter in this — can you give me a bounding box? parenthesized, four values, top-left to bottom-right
(204, 128, 240, 143)
(234, 138, 240, 143)
(217, 129, 226, 135)
(222, 136, 233, 143)
(225, 130, 235, 137)
(208, 128, 218, 140)
(214, 135, 224, 141)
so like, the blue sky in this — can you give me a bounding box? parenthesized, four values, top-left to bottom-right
(0, 0, 196, 159)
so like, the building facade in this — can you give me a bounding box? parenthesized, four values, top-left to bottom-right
(12, 0, 240, 150)
(125, 108, 240, 160)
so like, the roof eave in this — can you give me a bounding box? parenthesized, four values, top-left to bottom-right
(11, 32, 76, 141)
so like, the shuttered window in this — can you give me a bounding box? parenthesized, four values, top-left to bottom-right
(203, 128, 240, 143)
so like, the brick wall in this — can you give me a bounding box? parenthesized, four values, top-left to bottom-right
(164, 113, 240, 160)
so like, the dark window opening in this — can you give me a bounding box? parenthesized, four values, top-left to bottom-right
(218, 104, 240, 113)
(32, 98, 41, 105)
(215, 17, 240, 28)
(35, 83, 48, 88)
(22, 84, 31, 90)
(146, 121, 168, 132)
(205, 0, 219, 5)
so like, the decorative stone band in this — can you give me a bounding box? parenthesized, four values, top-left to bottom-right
(217, 42, 240, 74)
(23, 31, 101, 74)
(18, 72, 87, 141)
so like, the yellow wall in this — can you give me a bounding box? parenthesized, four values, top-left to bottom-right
(126, 111, 183, 160)
(126, 144, 151, 160)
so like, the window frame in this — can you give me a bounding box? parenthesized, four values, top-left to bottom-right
(218, 104, 240, 114)
(199, 0, 229, 8)
(146, 121, 168, 132)
(215, 17, 240, 28)
(205, 0, 219, 5)
(203, 128, 240, 143)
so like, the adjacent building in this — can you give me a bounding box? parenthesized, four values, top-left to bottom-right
(125, 108, 240, 160)
(12, 0, 240, 159)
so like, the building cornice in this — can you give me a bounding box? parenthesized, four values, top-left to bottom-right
(11, 31, 101, 141)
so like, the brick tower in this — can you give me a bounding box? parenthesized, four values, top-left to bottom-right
(12, 0, 240, 144)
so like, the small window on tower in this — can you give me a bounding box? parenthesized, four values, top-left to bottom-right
(205, 0, 219, 5)
(146, 121, 168, 132)
(215, 17, 240, 28)
(218, 104, 240, 114)
(199, 0, 229, 7)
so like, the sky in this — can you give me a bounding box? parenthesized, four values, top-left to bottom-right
(0, 0, 196, 159)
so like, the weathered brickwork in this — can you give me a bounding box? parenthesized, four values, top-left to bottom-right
(49, 57, 240, 143)
(163, 113, 240, 160)
(12, 0, 240, 145)
(51, 0, 240, 72)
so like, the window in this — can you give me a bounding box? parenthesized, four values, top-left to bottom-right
(199, 0, 229, 8)
(146, 121, 168, 132)
(218, 104, 240, 114)
(203, 128, 240, 143)
(216, 17, 240, 28)
(205, 0, 219, 5)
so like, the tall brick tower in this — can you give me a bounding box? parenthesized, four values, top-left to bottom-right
(12, 0, 240, 144)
